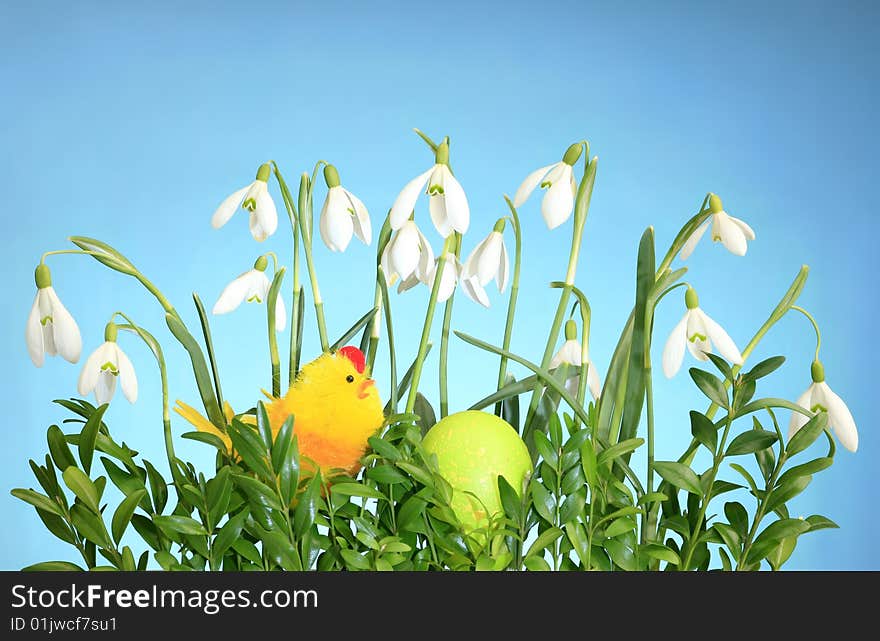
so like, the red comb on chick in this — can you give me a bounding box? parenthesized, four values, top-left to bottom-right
(339, 346, 366, 374)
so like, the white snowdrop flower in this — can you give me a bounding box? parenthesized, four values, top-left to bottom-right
(389, 142, 469, 237)
(789, 360, 858, 453)
(513, 143, 583, 229)
(77, 322, 138, 405)
(680, 194, 755, 259)
(380, 220, 434, 286)
(211, 163, 278, 242)
(662, 286, 743, 378)
(550, 319, 602, 400)
(318, 164, 371, 252)
(25, 264, 82, 367)
(212, 256, 287, 331)
(460, 219, 510, 308)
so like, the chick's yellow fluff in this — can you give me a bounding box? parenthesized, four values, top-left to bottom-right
(174, 349, 384, 477)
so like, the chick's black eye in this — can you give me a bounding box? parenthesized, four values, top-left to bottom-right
(346, 375, 355, 383)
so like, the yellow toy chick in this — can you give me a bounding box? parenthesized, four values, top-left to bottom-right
(175, 346, 384, 477)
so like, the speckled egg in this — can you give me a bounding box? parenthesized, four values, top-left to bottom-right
(421, 410, 532, 532)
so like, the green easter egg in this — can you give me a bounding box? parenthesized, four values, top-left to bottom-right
(422, 410, 532, 532)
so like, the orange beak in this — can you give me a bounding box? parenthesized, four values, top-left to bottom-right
(358, 379, 375, 399)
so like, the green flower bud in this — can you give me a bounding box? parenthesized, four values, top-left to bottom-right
(564, 319, 578, 340)
(255, 163, 272, 183)
(709, 193, 723, 214)
(562, 143, 583, 166)
(254, 255, 269, 272)
(34, 264, 52, 289)
(493, 218, 507, 234)
(435, 142, 450, 165)
(811, 360, 825, 383)
(685, 286, 699, 310)
(323, 164, 341, 189)
(104, 322, 118, 343)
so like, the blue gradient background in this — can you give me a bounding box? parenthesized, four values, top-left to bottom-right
(1, 1, 877, 570)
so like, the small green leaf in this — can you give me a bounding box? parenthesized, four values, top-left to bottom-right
(724, 501, 749, 538)
(367, 436, 402, 462)
(690, 411, 717, 453)
(77, 404, 108, 475)
(153, 515, 208, 536)
(805, 514, 839, 532)
(636, 492, 668, 506)
(747, 518, 811, 565)
(776, 457, 833, 487)
(366, 465, 410, 485)
(597, 438, 645, 466)
(339, 549, 371, 571)
(640, 543, 680, 565)
(726, 430, 778, 456)
(330, 482, 386, 500)
(728, 463, 760, 495)
(604, 539, 637, 571)
(497, 476, 522, 523)
(70, 503, 111, 548)
(112, 489, 146, 545)
(47, 425, 77, 471)
(743, 355, 786, 382)
(653, 461, 702, 495)
(766, 475, 812, 513)
(11, 488, 64, 517)
(704, 352, 733, 382)
(689, 368, 729, 408)
(786, 411, 828, 457)
(181, 431, 229, 453)
(580, 440, 598, 489)
(533, 432, 558, 468)
(213, 510, 249, 558)
(605, 516, 637, 538)
(523, 555, 551, 571)
(62, 467, 100, 513)
(531, 482, 555, 523)
(526, 527, 563, 558)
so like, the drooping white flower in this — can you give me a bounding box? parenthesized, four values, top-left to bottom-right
(211, 163, 278, 242)
(398, 254, 460, 303)
(318, 164, 371, 252)
(513, 143, 582, 229)
(789, 361, 858, 452)
(380, 220, 434, 286)
(212, 256, 287, 331)
(662, 286, 743, 378)
(25, 264, 82, 367)
(77, 323, 137, 405)
(460, 219, 510, 308)
(549, 320, 602, 400)
(680, 193, 755, 259)
(389, 142, 469, 237)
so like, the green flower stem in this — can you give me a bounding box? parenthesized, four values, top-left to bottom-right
(439, 233, 462, 419)
(680, 412, 734, 570)
(377, 267, 398, 412)
(267, 268, 286, 397)
(271, 162, 303, 383)
(790, 305, 822, 361)
(40, 249, 105, 263)
(406, 235, 454, 414)
(295, 171, 329, 352)
(496, 197, 523, 412)
(113, 313, 186, 497)
(642, 359, 656, 544)
(524, 150, 595, 436)
(368, 215, 394, 372)
(52, 247, 179, 320)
